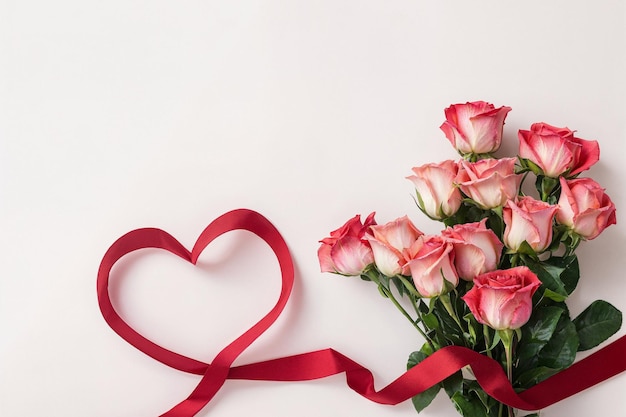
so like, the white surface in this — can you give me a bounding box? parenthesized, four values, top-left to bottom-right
(1, 1, 624, 416)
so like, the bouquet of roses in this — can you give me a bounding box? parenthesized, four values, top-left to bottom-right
(318, 101, 622, 417)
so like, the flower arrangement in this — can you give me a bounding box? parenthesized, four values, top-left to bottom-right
(318, 101, 622, 417)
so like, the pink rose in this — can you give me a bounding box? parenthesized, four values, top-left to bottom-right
(407, 160, 462, 220)
(440, 101, 512, 155)
(366, 216, 423, 276)
(318, 213, 376, 276)
(518, 123, 600, 178)
(556, 177, 617, 240)
(503, 197, 558, 253)
(462, 266, 541, 330)
(456, 158, 521, 209)
(406, 235, 458, 298)
(442, 219, 504, 281)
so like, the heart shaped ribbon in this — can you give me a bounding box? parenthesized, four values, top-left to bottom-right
(98, 209, 626, 416)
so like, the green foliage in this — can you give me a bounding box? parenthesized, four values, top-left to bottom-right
(422, 312, 439, 330)
(535, 311, 578, 369)
(535, 174, 561, 204)
(515, 366, 561, 387)
(452, 391, 491, 417)
(574, 300, 622, 351)
(515, 303, 578, 387)
(442, 370, 464, 398)
(518, 157, 542, 176)
(517, 306, 563, 368)
(448, 380, 502, 416)
(550, 256, 580, 294)
(523, 256, 580, 302)
(443, 200, 489, 228)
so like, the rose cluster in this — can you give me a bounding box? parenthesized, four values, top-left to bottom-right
(318, 101, 620, 417)
(320, 101, 615, 327)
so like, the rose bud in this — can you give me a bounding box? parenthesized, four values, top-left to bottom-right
(407, 160, 463, 220)
(406, 235, 459, 298)
(442, 219, 503, 280)
(366, 216, 423, 277)
(462, 266, 541, 330)
(556, 177, 616, 240)
(518, 123, 600, 178)
(456, 158, 521, 209)
(318, 213, 376, 276)
(503, 197, 558, 253)
(440, 101, 512, 155)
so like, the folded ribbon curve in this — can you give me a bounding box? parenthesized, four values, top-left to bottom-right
(97, 209, 626, 416)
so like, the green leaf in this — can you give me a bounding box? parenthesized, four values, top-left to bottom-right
(451, 391, 490, 417)
(463, 313, 480, 347)
(523, 158, 543, 176)
(390, 276, 405, 297)
(422, 312, 439, 330)
(524, 259, 568, 301)
(413, 191, 432, 221)
(549, 256, 580, 295)
(539, 176, 560, 203)
(420, 341, 435, 356)
(536, 312, 578, 369)
(445, 201, 490, 227)
(486, 209, 504, 239)
(377, 284, 388, 298)
(464, 380, 493, 410)
(432, 298, 465, 345)
(396, 274, 421, 298)
(407, 350, 440, 412)
(442, 371, 463, 398)
(573, 300, 623, 351)
(411, 385, 440, 413)
(542, 288, 567, 302)
(379, 273, 390, 289)
(516, 366, 560, 387)
(483, 329, 501, 353)
(517, 306, 564, 369)
(516, 240, 538, 257)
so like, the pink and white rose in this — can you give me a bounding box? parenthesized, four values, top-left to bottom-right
(456, 158, 521, 209)
(406, 235, 458, 298)
(318, 213, 376, 276)
(407, 160, 462, 220)
(366, 216, 423, 276)
(462, 266, 541, 330)
(442, 219, 504, 280)
(503, 197, 558, 253)
(556, 177, 617, 240)
(440, 101, 512, 155)
(518, 123, 600, 178)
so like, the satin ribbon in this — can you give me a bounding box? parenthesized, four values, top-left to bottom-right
(98, 209, 626, 416)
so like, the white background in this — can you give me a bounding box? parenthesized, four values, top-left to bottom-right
(1, 1, 624, 416)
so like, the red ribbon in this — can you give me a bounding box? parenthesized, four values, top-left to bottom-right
(98, 209, 626, 416)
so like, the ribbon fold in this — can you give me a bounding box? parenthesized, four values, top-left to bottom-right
(97, 209, 626, 417)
